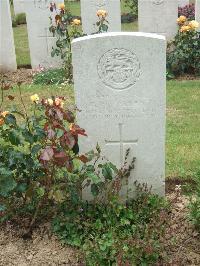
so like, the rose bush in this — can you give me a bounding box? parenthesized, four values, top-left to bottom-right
(48, 3, 109, 83)
(0, 80, 128, 236)
(167, 16, 200, 76)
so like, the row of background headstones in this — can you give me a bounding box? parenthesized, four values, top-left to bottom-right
(0, 0, 199, 72)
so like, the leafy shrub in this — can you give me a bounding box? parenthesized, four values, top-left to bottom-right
(49, 3, 83, 83)
(0, 81, 118, 231)
(49, 3, 109, 83)
(12, 13, 26, 27)
(15, 13, 26, 25)
(0, 79, 137, 238)
(121, 13, 136, 23)
(32, 68, 67, 85)
(124, 0, 138, 18)
(178, 4, 195, 21)
(188, 171, 200, 231)
(53, 185, 169, 265)
(167, 17, 200, 76)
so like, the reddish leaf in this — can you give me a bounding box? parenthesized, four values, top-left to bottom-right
(63, 111, 75, 123)
(47, 128, 55, 139)
(40, 147, 54, 161)
(78, 155, 89, 163)
(55, 109, 63, 121)
(70, 124, 87, 136)
(60, 131, 75, 149)
(52, 120, 63, 129)
(54, 151, 69, 166)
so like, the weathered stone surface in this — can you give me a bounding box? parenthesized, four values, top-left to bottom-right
(196, 0, 200, 26)
(13, 0, 25, 15)
(138, 0, 178, 40)
(72, 32, 166, 200)
(0, 0, 17, 72)
(80, 0, 121, 34)
(25, 0, 63, 69)
(178, 0, 189, 7)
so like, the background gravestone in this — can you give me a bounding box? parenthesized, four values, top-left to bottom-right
(138, 0, 178, 40)
(13, 0, 25, 15)
(25, 0, 63, 69)
(80, 0, 121, 35)
(0, 0, 17, 72)
(178, 0, 189, 7)
(196, 0, 200, 26)
(72, 32, 166, 200)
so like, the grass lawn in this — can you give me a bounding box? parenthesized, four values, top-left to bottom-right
(166, 80, 200, 178)
(2, 80, 200, 180)
(13, 25, 31, 67)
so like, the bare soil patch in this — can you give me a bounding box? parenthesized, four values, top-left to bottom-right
(160, 189, 200, 265)
(0, 185, 199, 266)
(0, 223, 81, 266)
(0, 69, 33, 85)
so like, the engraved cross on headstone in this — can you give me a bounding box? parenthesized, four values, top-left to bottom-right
(105, 123, 138, 167)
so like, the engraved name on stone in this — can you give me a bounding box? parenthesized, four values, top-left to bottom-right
(34, 0, 49, 9)
(92, 0, 106, 8)
(97, 48, 141, 90)
(152, 0, 164, 5)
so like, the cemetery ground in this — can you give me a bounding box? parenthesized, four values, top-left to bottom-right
(1, 1, 200, 265)
(0, 72, 200, 265)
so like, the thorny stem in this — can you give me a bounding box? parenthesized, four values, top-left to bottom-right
(18, 84, 28, 122)
(0, 80, 4, 111)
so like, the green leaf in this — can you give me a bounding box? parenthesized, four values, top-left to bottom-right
(102, 164, 113, 180)
(8, 130, 21, 146)
(22, 129, 34, 144)
(0, 168, 17, 197)
(87, 173, 101, 184)
(16, 183, 27, 193)
(0, 204, 6, 212)
(5, 114, 16, 126)
(91, 183, 99, 196)
(31, 144, 42, 155)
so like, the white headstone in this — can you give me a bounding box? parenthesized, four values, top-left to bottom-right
(72, 32, 166, 200)
(196, 0, 200, 24)
(138, 0, 178, 40)
(80, 0, 121, 35)
(0, 0, 17, 72)
(178, 0, 189, 7)
(13, 0, 25, 15)
(25, 0, 63, 69)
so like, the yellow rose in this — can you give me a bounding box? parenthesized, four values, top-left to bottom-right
(55, 97, 64, 108)
(188, 20, 199, 30)
(177, 15, 187, 25)
(96, 9, 107, 18)
(0, 118, 4, 126)
(1, 111, 9, 117)
(30, 94, 39, 103)
(69, 123, 73, 131)
(58, 3, 65, 10)
(47, 98, 54, 106)
(0, 111, 9, 126)
(72, 19, 81, 26)
(180, 25, 191, 32)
